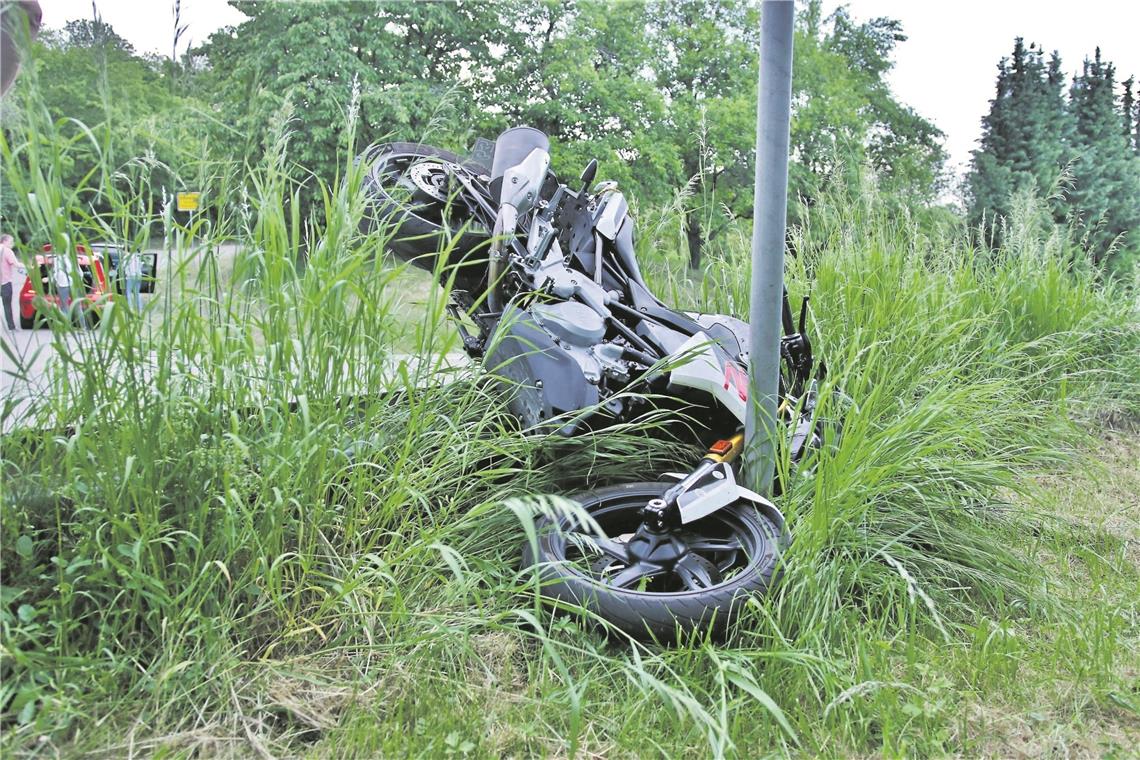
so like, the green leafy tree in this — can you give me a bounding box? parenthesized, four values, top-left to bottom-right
(189, 0, 943, 264)
(13, 19, 176, 156)
(479, 0, 679, 208)
(793, 6, 945, 209)
(644, 0, 761, 268)
(0, 18, 201, 233)
(194, 0, 514, 198)
(643, 1, 944, 268)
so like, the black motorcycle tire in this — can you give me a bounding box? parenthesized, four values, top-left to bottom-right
(360, 142, 491, 264)
(522, 481, 782, 640)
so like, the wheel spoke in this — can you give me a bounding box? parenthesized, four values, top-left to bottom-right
(606, 563, 659, 589)
(674, 555, 716, 590)
(682, 536, 742, 553)
(567, 532, 630, 563)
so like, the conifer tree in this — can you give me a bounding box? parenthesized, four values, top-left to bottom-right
(967, 39, 1069, 236)
(1135, 89, 1140, 154)
(968, 40, 1140, 270)
(1067, 49, 1140, 264)
(1123, 76, 1135, 149)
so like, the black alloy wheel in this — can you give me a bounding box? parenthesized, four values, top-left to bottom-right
(522, 481, 782, 640)
(361, 142, 490, 265)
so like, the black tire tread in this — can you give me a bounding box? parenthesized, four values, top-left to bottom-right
(360, 142, 489, 264)
(522, 482, 780, 640)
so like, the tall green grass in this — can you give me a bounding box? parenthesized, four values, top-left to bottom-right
(2, 73, 1138, 756)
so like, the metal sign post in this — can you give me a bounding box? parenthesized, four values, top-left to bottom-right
(744, 0, 795, 496)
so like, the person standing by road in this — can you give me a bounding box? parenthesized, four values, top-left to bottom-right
(1, 233, 19, 330)
(123, 248, 143, 311)
(53, 247, 74, 317)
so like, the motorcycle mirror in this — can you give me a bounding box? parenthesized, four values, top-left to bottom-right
(580, 159, 598, 190)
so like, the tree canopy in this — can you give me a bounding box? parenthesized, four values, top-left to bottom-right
(9, 2, 1139, 274)
(189, 0, 947, 267)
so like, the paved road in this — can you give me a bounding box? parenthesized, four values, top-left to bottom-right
(2, 241, 476, 433)
(1, 326, 72, 432)
(2, 325, 470, 433)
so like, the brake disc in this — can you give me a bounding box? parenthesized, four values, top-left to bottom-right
(407, 161, 451, 202)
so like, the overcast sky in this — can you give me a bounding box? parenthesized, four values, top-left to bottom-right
(833, 0, 1140, 175)
(43, 0, 1140, 176)
(42, 0, 248, 59)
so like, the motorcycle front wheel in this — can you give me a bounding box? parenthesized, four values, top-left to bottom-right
(360, 142, 491, 271)
(522, 482, 782, 640)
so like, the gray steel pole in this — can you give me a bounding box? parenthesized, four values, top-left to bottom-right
(744, 0, 794, 496)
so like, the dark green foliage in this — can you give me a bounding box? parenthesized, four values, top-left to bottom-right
(1068, 49, 1140, 265)
(642, 0, 945, 268)
(795, 5, 945, 208)
(1135, 80, 1140, 153)
(2, 1, 949, 267)
(967, 40, 1140, 271)
(967, 40, 1070, 237)
(643, 0, 760, 268)
(1123, 76, 1135, 149)
(0, 18, 227, 241)
(192, 1, 515, 192)
(480, 0, 680, 207)
(187, 0, 945, 270)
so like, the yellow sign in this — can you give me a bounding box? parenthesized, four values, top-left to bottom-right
(176, 192, 200, 211)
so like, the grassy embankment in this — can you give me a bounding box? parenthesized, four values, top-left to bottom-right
(2, 85, 1139, 757)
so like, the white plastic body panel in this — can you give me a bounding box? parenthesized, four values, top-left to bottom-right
(500, 148, 551, 216)
(676, 461, 738, 523)
(595, 192, 629, 239)
(663, 467, 787, 536)
(666, 332, 747, 422)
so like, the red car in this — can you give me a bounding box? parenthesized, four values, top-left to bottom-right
(19, 244, 111, 328)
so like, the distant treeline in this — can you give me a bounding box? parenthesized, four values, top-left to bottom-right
(2, 3, 1137, 274)
(1, 1, 946, 269)
(968, 39, 1139, 273)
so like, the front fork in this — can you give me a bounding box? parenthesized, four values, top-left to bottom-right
(641, 432, 747, 530)
(636, 430, 790, 555)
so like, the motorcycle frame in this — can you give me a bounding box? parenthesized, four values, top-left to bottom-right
(376, 143, 820, 532)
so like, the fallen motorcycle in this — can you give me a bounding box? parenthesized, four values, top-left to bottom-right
(360, 127, 825, 639)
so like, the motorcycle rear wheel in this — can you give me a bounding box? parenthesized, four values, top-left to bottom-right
(522, 481, 781, 640)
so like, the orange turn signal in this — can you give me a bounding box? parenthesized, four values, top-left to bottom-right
(709, 439, 734, 457)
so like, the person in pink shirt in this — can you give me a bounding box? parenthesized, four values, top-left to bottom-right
(1, 233, 20, 330)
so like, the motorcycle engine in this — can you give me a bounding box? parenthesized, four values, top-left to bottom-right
(531, 302, 626, 385)
(486, 300, 629, 433)
(532, 301, 604, 345)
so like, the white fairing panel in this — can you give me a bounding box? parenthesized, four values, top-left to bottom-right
(666, 332, 748, 422)
(594, 192, 629, 239)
